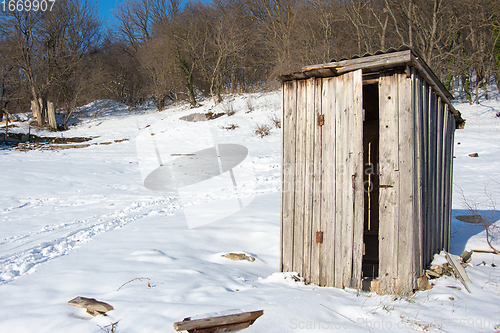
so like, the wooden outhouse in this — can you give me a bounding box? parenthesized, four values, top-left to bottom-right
(278, 47, 464, 294)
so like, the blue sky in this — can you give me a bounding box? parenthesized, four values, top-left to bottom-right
(96, 0, 119, 26)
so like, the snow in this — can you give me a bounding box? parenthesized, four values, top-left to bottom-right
(1, 90, 500, 332)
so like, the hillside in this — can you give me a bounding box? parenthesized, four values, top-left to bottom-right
(1, 91, 500, 332)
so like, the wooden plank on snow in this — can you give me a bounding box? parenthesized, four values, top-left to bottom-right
(173, 310, 264, 332)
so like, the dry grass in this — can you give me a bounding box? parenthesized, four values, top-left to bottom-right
(220, 124, 239, 130)
(254, 123, 272, 138)
(98, 321, 120, 333)
(270, 114, 281, 129)
(246, 98, 254, 113)
(222, 101, 235, 116)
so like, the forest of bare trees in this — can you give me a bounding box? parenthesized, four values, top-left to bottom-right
(1, 0, 500, 124)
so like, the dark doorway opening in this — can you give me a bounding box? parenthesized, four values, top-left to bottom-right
(362, 82, 380, 279)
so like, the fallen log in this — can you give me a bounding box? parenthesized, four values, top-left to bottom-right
(174, 310, 263, 333)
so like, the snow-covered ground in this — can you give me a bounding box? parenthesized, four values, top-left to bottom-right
(1, 90, 500, 332)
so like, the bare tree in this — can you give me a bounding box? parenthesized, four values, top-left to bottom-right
(0, 0, 100, 127)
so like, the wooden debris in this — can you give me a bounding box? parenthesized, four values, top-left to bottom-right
(222, 253, 255, 262)
(445, 251, 472, 293)
(472, 249, 498, 254)
(460, 250, 473, 263)
(469, 153, 479, 157)
(425, 269, 441, 278)
(441, 263, 453, 276)
(447, 286, 461, 290)
(416, 274, 432, 291)
(173, 310, 263, 332)
(41, 144, 92, 150)
(11, 137, 128, 151)
(67, 296, 114, 316)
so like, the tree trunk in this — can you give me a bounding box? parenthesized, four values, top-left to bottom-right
(177, 52, 197, 107)
(31, 100, 42, 125)
(461, 73, 472, 104)
(47, 101, 57, 130)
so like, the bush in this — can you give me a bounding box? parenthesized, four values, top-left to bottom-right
(254, 123, 272, 138)
(246, 98, 254, 113)
(222, 101, 235, 116)
(270, 114, 281, 129)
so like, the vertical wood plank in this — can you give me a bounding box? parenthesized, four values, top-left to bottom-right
(426, 83, 433, 266)
(351, 69, 365, 290)
(337, 72, 348, 288)
(429, 92, 438, 257)
(335, 73, 350, 288)
(413, 71, 424, 277)
(292, 80, 307, 275)
(436, 97, 445, 253)
(281, 81, 297, 273)
(310, 78, 323, 285)
(397, 71, 415, 293)
(447, 117, 456, 251)
(302, 78, 316, 282)
(321, 77, 336, 287)
(378, 71, 400, 294)
(421, 81, 430, 267)
(441, 110, 451, 251)
(443, 111, 453, 251)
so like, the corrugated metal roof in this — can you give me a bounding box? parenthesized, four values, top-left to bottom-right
(278, 45, 464, 126)
(334, 45, 414, 62)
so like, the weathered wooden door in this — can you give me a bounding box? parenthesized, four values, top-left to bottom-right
(281, 69, 364, 289)
(377, 71, 416, 294)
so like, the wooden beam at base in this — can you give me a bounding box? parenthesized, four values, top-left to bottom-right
(173, 310, 264, 332)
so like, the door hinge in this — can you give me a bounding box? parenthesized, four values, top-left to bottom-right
(316, 231, 323, 244)
(317, 114, 324, 126)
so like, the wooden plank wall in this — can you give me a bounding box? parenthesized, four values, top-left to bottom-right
(281, 70, 364, 289)
(282, 67, 456, 294)
(412, 71, 455, 274)
(377, 69, 456, 294)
